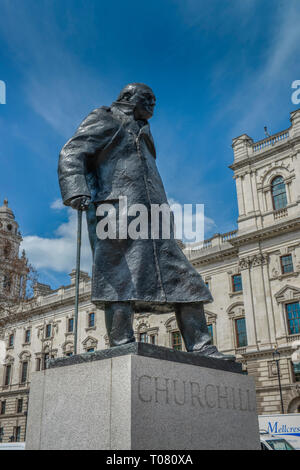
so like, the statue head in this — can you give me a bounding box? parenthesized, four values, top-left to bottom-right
(117, 83, 156, 120)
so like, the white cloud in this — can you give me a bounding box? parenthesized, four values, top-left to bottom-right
(50, 199, 65, 210)
(168, 197, 216, 242)
(21, 203, 92, 273)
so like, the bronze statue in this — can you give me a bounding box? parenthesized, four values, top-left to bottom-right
(58, 83, 235, 360)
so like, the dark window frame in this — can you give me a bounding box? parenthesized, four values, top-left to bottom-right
(271, 176, 288, 211)
(4, 365, 11, 386)
(20, 361, 28, 384)
(235, 317, 248, 348)
(8, 334, 14, 347)
(291, 361, 300, 383)
(171, 331, 182, 351)
(45, 324, 52, 338)
(149, 334, 156, 345)
(280, 254, 294, 274)
(17, 398, 23, 413)
(232, 274, 243, 292)
(139, 332, 148, 343)
(0, 401, 6, 415)
(286, 302, 300, 335)
(68, 318, 74, 332)
(14, 426, 21, 442)
(24, 329, 31, 344)
(88, 312, 95, 328)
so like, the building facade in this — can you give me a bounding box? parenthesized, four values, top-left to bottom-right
(1, 109, 300, 443)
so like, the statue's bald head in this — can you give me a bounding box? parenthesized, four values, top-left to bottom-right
(117, 83, 156, 120)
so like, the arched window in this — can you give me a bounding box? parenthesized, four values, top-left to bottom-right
(271, 176, 287, 210)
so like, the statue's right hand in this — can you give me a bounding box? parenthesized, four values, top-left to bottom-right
(69, 196, 91, 211)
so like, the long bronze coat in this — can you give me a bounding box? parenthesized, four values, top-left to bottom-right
(58, 102, 212, 312)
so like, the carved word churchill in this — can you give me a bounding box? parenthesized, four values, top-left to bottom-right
(138, 375, 256, 412)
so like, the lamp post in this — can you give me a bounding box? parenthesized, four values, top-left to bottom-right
(273, 348, 284, 414)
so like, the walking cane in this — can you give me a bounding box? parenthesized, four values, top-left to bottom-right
(74, 207, 83, 356)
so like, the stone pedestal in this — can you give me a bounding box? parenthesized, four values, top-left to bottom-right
(26, 343, 260, 450)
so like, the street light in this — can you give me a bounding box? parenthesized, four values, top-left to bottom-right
(273, 348, 284, 414)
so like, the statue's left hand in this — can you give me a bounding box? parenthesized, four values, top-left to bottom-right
(69, 196, 91, 211)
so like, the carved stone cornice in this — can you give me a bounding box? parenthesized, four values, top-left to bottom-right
(191, 246, 238, 267)
(239, 253, 269, 270)
(231, 217, 300, 247)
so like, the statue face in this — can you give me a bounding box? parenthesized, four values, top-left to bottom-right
(131, 87, 156, 120)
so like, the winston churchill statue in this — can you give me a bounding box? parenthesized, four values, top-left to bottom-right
(58, 83, 235, 360)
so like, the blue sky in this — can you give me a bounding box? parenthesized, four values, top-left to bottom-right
(0, 0, 300, 289)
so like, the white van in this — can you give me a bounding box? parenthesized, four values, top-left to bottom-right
(260, 431, 295, 450)
(259, 414, 300, 450)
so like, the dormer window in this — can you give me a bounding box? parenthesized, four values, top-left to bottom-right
(271, 176, 287, 210)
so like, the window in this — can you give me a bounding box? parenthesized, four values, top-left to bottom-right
(1, 401, 6, 415)
(139, 333, 148, 343)
(271, 176, 287, 210)
(20, 361, 28, 384)
(171, 331, 182, 351)
(14, 426, 21, 442)
(0, 427, 3, 442)
(24, 329, 31, 344)
(232, 274, 242, 292)
(43, 353, 49, 370)
(17, 398, 23, 413)
(207, 324, 213, 342)
(87, 348, 94, 353)
(292, 362, 300, 382)
(68, 318, 74, 332)
(88, 313, 95, 328)
(149, 335, 156, 345)
(8, 334, 14, 347)
(65, 352, 73, 357)
(45, 324, 52, 338)
(36, 358, 41, 371)
(286, 302, 300, 335)
(235, 318, 248, 348)
(3, 274, 11, 291)
(280, 255, 293, 274)
(4, 365, 11, 386)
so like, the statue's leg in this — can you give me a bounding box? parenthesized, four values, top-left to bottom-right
(105, 302, 135, 347)
(175, 303, 211, 352)
(175, 303, 235, 361)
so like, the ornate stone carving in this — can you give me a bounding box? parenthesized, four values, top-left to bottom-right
(239, 253, 269, 270)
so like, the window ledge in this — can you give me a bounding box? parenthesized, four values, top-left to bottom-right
(277, 271, 298, 280)
(229, 290, 243, 297)
(85, 326, 96, 332)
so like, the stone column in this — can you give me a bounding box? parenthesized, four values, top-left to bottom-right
(239, 258, 258, 350)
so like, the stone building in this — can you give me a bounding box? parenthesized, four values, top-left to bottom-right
(1, 109, 300, 443)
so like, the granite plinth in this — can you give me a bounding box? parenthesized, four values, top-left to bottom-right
(26, 344, 260, 450)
